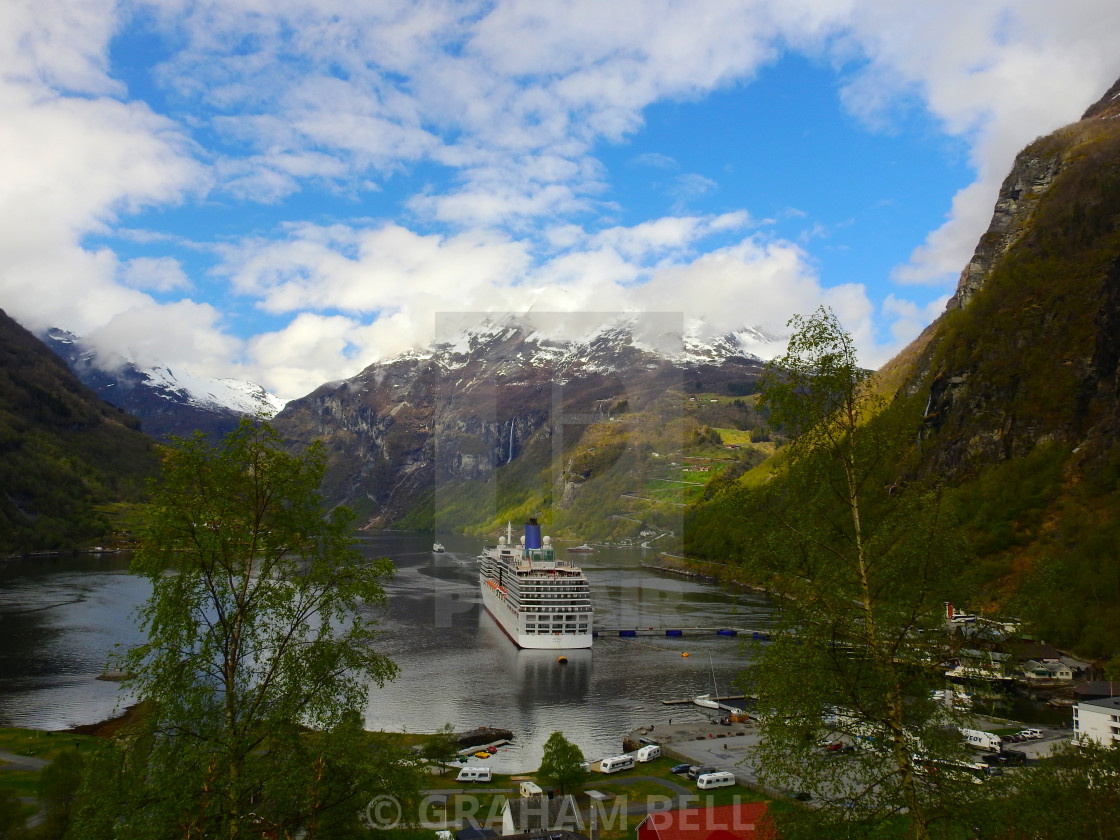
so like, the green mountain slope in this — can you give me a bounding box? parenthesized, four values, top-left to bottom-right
(0, 308, 160, 556)
(687, 77, 1120, 661)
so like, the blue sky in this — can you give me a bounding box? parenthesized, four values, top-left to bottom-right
(3, 1, 1120, 400)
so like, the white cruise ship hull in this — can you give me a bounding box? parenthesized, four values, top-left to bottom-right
(480, 576, 593, 650)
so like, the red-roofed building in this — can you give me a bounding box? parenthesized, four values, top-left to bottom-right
(636, 803, 778, 840)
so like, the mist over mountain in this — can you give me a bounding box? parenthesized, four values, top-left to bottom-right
(41, 328, 286, 441)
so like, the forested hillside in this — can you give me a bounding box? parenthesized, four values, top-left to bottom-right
(0, 309, 159, 556)
(687, 77, 1120, 664)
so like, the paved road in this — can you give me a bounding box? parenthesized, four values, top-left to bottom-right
(0, 750, 49, 772)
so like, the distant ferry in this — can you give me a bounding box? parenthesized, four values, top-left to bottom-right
(479, 519, 593, 650)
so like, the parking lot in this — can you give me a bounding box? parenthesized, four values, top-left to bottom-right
(633, 718, 1074, 796)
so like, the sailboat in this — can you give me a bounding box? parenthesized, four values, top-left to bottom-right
(692, 653, 721, 709)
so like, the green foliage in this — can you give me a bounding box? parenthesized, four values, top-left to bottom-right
(537, 732, 587, 795)
(0, 788, 25, 840)
(950, 442, 1068, 567)
(421, 724, 460, 775)
(78, 418, 412, 838)
(736, 309, 974, 839)
(0, 309, 159, 556)
(727, 381, 759, 396)
(962, 742, 1120, 839)
(27, 748, 85, 839)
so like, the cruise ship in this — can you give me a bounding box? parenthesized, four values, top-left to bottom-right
(479, 518, 593, 650)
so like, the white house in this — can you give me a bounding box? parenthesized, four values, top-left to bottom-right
(1024, 659, 1074, 681)
(1073, 696, 1120, 747)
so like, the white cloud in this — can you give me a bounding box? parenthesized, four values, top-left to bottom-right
(0, 0, 205, 339)
(85, 299, 240, 374)
(633, 152, 677, 170)
(120, 257, 192, 292)
(4, 0, 1120, 400)
(830, 0, 1120, 286)
(210, 213, 863, 398)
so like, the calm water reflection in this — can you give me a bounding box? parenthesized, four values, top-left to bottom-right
(0, 535, 774, 770)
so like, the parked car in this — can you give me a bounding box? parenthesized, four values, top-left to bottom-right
(1018, 729, 1043, 740)
(671, 763, 691, 774)
(1002, 749, 1028, 765)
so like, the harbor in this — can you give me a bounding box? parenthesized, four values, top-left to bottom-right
(0, 534, 776, 772)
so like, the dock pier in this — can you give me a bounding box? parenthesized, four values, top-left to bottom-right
(592, 626, 771, 639)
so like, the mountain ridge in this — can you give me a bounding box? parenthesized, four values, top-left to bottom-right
(272, 318, 770, 533)
(42, 327, 285, 441)
(0, 309, 160, 556)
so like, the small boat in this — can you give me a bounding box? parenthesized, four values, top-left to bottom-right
(692, 653, 721, 709)
(566, 544, 597, 553)
(433, 542, 446, 552)
(474, 751, 490, 759)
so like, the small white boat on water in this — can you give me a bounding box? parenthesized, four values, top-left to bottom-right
(433, 542, 446, 552)
(693, 653, 721, 709)
(692, 694, 720, 710)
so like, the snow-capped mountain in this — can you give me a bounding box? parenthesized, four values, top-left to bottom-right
(381, 312, 781, 374)
(272, 316, 771, 530)
(42, 328, 285, 441)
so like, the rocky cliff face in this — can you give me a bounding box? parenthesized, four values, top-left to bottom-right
(903, 76, 1120, 480)
(272, 319, 766, 529)
(946, 152, 1068, 311)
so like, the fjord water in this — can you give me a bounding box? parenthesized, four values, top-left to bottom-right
(0, 534, 773, 770)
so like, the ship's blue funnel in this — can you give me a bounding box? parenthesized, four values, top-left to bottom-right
(525, 518, 542, 549)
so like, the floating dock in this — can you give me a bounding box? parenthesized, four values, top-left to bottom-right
(594, 626, 771, 639)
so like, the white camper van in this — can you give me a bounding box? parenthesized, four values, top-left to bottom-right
(635, 745, 661, 762)
(456, 767, 492, 782)
(519, 781, 543, 798)
(960, 728, 1002, 753)
(598, 754, 635, 774)
(696, 771, 735, 789)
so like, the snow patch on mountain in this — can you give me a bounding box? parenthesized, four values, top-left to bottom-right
(382, 314, 783, 376)
(142, 365, 287, 416)
(44, 327, 286, 418)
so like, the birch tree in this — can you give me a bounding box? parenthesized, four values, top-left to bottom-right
(740, 309, 978, 839)
(77, 419, 418, 839)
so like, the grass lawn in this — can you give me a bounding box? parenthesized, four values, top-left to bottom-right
(0, 728, 98, 762)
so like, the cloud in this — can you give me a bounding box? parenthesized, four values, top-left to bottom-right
(829, 0, 1120, 285)
(84, 299, 240, 374)
(4, 0, 1120, 402)
(0, 0, 204, 337)
(632, 152, 678, 170)
(211, 212, 867, 398)
(119, 257, 192, 292)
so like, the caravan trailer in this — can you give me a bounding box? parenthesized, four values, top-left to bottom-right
(635, 745, 661, 762)
(598, 754, 635, 774)
(696, 771, 736, 790)
(456, 767, 492, 783)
